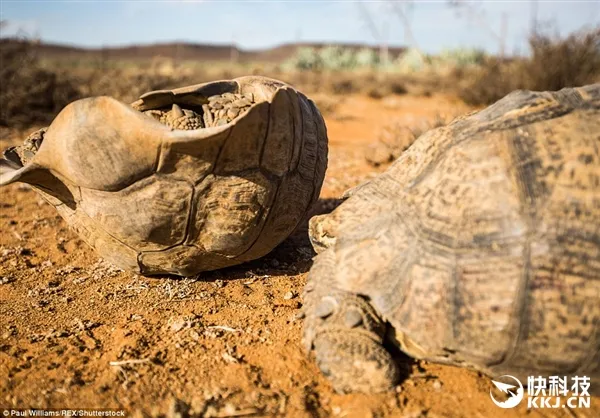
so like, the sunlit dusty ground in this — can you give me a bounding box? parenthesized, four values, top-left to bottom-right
(1, 93, 597, 417)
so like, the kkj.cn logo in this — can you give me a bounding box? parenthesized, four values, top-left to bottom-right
(490, 375, 591, 409)
(490, 375, 524, 408)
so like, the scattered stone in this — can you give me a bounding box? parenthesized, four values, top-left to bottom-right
(17, 247, 32, 256)
(241, 285, 253, 296)
(168, 317, 190, 333)
(221, 350, 240, 364)
(57, 265, 79, 275)
(34, 299, 49, 308)
(0, 276, 14, 285)
(2, 325, 17, 339)
(89, 259, 123, 280)
(1, 246, 32, 257)
(47, 279, 60, 288)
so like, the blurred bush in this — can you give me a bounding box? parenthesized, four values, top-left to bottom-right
(355, 48, 380, 68)
(286, 45, 486, 74)
(287, 47, 322, 71)
(0, 39, 79, 127)
(76, 67, 182, 104)
(319, 46, 358, 70)
(394, 48, 429, 73)
(433, 48, 486, 71)
(526, 27, 600, 90)
(459, 28, 600, 105)
(0, 39, 205, 127)
(285, 46, 381, 71)
(4, 27, 596, 128)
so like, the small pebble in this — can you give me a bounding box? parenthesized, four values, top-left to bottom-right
(169, 318, 187, 333)
(0, 276, 14, 285)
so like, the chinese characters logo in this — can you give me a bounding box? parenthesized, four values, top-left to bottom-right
(490, 375, 591, 409)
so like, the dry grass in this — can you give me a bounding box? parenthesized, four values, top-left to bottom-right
(0, 40, 79, 127)
(459, 28, 600, 106)
(0, 51, 415, 128)
(275, 70, 409, 98)
(74, 67, 183, 103)
(0, 40, 190, 127)
(3, 28, 597, 128)
(526, 27, 600, 90)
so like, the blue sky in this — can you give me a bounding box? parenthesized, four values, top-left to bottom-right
(1, 1, 598, 54)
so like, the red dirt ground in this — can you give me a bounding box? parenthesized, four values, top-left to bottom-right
(1, 94, 597, 417)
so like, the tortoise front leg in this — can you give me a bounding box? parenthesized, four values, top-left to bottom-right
(302, 249, 400, 393)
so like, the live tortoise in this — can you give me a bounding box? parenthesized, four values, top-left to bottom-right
(303, 84, 600, 393)
(0, 76, 328, 276)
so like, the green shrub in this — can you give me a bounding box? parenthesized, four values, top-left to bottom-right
(287, 47, 321, 71)
(437, 48, 486, 68)
(286, 46, 383, 71)
(394, 48, 429, 73)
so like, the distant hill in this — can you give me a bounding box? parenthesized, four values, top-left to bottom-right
(0, 39, 406, 63)
(251, 42, 406, 62)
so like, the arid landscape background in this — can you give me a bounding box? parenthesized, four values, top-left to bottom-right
(1, 20, 600, 417)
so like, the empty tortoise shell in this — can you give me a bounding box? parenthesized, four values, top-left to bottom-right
(0, 76, 328, 276)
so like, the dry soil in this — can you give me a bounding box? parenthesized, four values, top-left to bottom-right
(1, 94, 598, 418)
